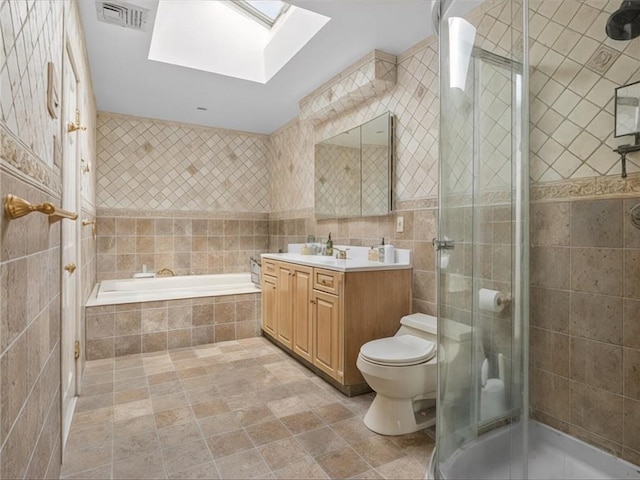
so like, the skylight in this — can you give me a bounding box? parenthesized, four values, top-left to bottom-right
(231, 1, 290, 29)
(148, 0, 330, 84)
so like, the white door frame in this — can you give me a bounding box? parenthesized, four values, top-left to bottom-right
(60, 39, 82, 454)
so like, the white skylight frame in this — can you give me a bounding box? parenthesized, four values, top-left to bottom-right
(228, 1, 290, 29)
(148, 0, 330, 84)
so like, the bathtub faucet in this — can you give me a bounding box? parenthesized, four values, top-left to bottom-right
(157, 268, 175, 277)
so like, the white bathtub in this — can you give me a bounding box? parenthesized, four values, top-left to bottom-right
(86, 273, 261, 307)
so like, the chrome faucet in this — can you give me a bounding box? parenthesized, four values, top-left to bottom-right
(157, 268, 175, 277)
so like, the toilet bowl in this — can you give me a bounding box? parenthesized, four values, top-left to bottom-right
(357, 313, 439, 436)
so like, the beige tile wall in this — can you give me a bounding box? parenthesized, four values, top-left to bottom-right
(0, 1, 96, 477)
(96, 112, 270, 213)
(96, 213, 269, 280)
(85, 293, 261, 360)
(529, 0, 640, 180)
(267, 205, 438, 316)
(529, 0, 640, 463)
(267, 38, 441, 316)
(530, 197, 640, 464)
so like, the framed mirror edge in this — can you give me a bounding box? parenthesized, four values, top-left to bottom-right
(314, 111, 395, 219)
(614, 79, 640, 139)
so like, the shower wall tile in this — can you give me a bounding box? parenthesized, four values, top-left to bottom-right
(624, 249, 640, 299)
(569, 292, 623, 344)
(530, 327, 570, 377)
(623, 299, 640, 349)
(570, 337, 622, 394)
(530, 368, 571, 423)
(530, 287, 570, 334)
(623, 348, 640, 401)
(569, 199, 623, 247)
(570, 247, 623, 295)
(570, 382, 623, 443)
(529, 0, 640, 181)
(530, 196, 640, 462)
(624, 398, 640, 452)
(530, 246, 570, 289)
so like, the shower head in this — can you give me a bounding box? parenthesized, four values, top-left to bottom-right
(606, 0, 640, 40)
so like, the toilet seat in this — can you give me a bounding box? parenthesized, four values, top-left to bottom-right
(360, 336, 436, 367)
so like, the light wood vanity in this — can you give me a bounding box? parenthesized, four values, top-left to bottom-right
(261, 254, 412, 396)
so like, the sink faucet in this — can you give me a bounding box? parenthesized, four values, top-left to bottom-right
(157, 268, 175, 277)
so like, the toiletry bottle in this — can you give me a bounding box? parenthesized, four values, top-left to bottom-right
(326, 233, 333, 256)
(378, 238, 386, 262)
(383, 242, 394, 264)
(367, 246, 379, 261)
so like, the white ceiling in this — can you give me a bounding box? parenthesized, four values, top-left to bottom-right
(78, 0, 437, 135)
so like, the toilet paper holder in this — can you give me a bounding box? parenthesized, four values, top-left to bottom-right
(496, 294, 512, 308)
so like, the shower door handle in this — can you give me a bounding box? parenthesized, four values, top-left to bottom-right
(433, 238, 455, 251)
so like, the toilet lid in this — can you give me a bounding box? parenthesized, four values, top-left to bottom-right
(360, 336, 436, 366)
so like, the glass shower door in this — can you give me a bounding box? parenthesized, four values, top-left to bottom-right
(434, 1, 528, 478)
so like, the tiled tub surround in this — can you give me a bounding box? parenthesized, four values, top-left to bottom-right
(61, 337, 434, 480)
(96, 213, 269, 281)
(85, 293, 261, 360)
(530, 195, 640, 464)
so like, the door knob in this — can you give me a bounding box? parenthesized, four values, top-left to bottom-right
(64, 263, 76, 274)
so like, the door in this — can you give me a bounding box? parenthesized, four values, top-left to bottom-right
(61, 44, 81, 452)
(312, 290, 342, 381)
(276, 263, 293, 348)
(434, 2, 528, 478)
(292, 265, 313, 362)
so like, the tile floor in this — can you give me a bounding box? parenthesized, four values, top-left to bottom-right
(60, 337, 434, 479)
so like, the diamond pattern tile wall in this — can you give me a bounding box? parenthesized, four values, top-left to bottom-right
(315, 143, 360, 217)
(0, 1, 63, 170)
(528, 0, 640, 181)
(97, 112, 270, 212)
(300, 50, 397, 122)
(268, 42, 439, 213)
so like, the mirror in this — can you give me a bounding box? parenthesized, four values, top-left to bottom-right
(314, 112, 393, 218)
(615, 80, 640, 138)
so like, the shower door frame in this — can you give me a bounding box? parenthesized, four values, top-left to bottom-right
(432, 0, 529, 478)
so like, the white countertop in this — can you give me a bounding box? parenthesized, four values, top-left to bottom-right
(261, 246, 412, 273)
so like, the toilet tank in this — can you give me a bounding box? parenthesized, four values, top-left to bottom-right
(396, 313, 438, 340)
(397, 313, 472, 343)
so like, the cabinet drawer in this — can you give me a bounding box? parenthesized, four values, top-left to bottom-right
(314, 268, 343, 295)
(262, 259, 278, 276)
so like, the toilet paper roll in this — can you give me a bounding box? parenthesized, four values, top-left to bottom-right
(479, 288, 505, 313)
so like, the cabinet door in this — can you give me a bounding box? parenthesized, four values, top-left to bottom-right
(292, 265, 313, 363)
(261, 274, 277, 337)
(276, 263, 294, 348)
(312, 290, 343, 381)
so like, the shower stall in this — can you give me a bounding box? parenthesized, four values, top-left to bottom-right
(430, 0, 640, 478)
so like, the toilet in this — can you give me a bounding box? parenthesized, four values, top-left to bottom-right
(357, 313, 439, 436)
(356, 313, 471, 435)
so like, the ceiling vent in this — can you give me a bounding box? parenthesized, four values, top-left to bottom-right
(95, 1, 149, 31)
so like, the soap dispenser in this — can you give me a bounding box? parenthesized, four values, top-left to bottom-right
(326, 233, 333, 256)
(378, 238, 386, 263)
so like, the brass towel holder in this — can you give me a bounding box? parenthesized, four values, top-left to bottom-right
(82, 219, 97, 239)
(4, 194, 78, 221)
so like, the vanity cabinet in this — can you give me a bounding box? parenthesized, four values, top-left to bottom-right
(261, 258, 412, 395)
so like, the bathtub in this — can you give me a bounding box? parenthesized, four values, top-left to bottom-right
(86, 273, 261, 307)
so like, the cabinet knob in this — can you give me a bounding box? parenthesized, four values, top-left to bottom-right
(310, 300, 316, 304)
